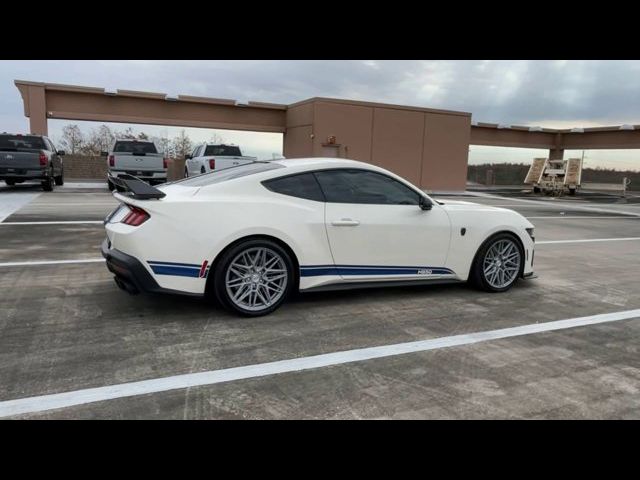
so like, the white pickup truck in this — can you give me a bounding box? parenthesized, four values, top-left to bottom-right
(184, 143, 256, 177)
(104, 140, 167, 190)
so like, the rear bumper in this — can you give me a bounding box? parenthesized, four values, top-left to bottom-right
(109, 170, 167, 183)
(0, 167, 48, 180)
(101, 238, 202, 297)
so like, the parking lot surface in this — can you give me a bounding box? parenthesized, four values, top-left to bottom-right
(1, 181, 639, 419)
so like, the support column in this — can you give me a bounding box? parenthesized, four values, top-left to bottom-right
(27, 85, 48, 135)
(549, 148, 564, 159)
(549, 132, 563, 159)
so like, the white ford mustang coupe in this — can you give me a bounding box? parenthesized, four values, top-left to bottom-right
(102, 158, 536, 316)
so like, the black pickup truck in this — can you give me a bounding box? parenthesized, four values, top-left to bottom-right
(0, 133, 65, 191)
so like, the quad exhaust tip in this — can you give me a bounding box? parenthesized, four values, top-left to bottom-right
(113, 276, 140, 295)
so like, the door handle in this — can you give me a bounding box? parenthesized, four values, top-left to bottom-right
(331, 219, 360, 227)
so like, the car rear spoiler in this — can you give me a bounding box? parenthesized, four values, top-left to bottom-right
(108, 174, 166, 200)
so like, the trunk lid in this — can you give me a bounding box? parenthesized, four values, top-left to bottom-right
(113, 152, 164, 171)
(0, 151, 41, 173)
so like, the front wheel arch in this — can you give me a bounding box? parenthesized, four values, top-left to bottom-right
(204, 234, 300, 298)
(468, 230, 525, 285)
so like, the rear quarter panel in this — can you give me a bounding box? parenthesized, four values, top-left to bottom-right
(108, 179, 332, 294)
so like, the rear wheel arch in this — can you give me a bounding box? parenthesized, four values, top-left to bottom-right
(205, 234, 301, 297)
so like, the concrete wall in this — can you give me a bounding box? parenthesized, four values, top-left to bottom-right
(284, 99, 471, 191)
(283, 103, 314, 158)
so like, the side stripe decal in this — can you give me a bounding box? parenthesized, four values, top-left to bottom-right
(300, 265, 455, 277)
(146, 262, 452, 279)
(147, 260, 210, 278)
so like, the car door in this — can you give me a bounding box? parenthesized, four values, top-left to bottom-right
(45, 138, 61, 175)
(189, 145, 203, 175)
(314, 168, 453, 281)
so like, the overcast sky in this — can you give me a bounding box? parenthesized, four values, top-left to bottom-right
(2, 60, 640, 168)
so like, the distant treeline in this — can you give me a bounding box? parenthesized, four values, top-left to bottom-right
(468, 163, 639, 191)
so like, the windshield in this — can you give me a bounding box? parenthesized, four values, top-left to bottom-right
(204, 145, 242, 156)
(0, 135, 46, 151)
(173, 162, 284, 187)
(113, 141, 158, 154)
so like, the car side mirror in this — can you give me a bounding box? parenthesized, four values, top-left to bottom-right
(419, 196, 433, 211)
(185, 154, 192, 160)
(57, 150, 65, 156)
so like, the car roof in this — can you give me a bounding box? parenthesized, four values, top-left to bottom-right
(271, 157, 372, 170)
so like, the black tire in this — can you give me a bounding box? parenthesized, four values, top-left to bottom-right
(54, 169, 64, 186)
(469, 232, 523, 293)
(533, 186, 541, 194)
(184, 167, 189, 178)
(5, 179, 15, 186)
(212, 238, 295, 317)
(107, 179, 115, 191)
(41, 174, 54, 192)
(568, 188, 576, 196)
(200, 166, 206, 174)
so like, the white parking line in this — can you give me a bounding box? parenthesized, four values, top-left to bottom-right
(0, 192, 41, 222)
(24, 203, 116, 207)
(0, 259, 105, 267)
(470, 192, 640, 217)
(1, 307, 639, 418)
(0, 221, 104, 225)
(526, 216, 640, 220)
(2, 235, 639, 268)
(537, 237, 640, 245)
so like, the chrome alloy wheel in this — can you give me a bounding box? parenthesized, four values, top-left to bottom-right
(225, 247, 288, 312)
(482, 239, 521, 289)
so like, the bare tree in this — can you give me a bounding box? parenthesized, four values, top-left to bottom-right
(119, 126, 136, 139)
(171, 130, 193, 159)
(82, 124, 116, 156)
(209, 132, 225, 144)
(59, 124, 84, 155)
(149, 135, 172, 158)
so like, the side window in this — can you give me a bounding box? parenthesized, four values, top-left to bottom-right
(262, 173, 325, 202)
(192, 145, 201, 158)
(314, 169, 420, 205)
(45, 138, 55, 152)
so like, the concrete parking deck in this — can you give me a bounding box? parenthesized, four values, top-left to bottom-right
(0, 181, 639, 419)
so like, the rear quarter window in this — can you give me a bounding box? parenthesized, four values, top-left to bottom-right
(0, 135, 46, 151)
(204, 145, 242, 156)
(262, 173, 325, 202)
(113, 141, 158, 154)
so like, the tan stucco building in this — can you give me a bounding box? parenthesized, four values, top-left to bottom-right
(14, 80, 640, 192)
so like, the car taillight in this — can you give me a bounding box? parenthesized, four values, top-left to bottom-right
(109, 155, 115, 167)
(122, 205, 150, 226)
(209, 158, 215, 170)
(163, 158, 168, 169)
(39, 151, 47, 166)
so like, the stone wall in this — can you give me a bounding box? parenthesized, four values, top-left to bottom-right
(63, 155, 185, 182)
(63, 155, 108, 179)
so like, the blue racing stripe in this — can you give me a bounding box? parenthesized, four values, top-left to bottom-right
(148, 260, 201, 268)
(300, 265, 454, 277)
(149, 264, 201, 278)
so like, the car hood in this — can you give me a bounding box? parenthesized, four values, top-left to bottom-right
(435, 199, 534, 228)
(436, 199, 503, 211)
